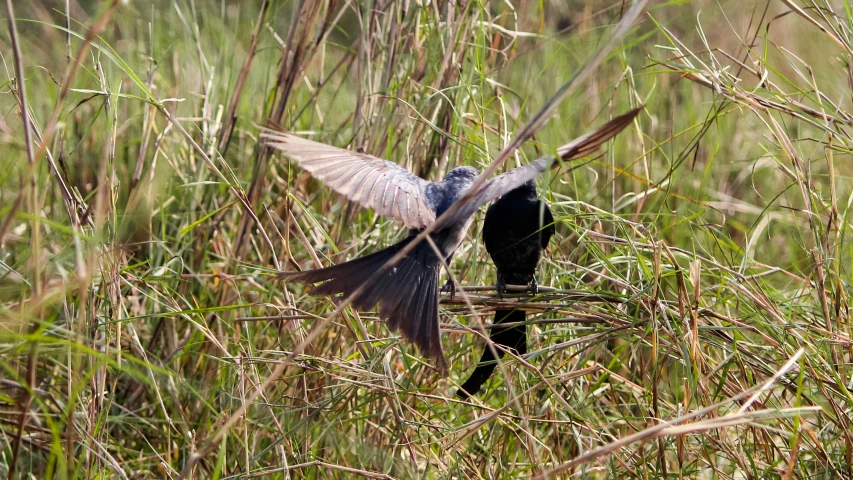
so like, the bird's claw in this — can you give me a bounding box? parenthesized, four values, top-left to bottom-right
(496, 275, 507, 299)
(441, 279, 456, 299)
(527, 277, 539, 295)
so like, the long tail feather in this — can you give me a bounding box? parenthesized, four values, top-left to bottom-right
(386, 271, 422, 333)
(417, 273, 445, 374)
(457, 309, 526, 398)
(372, 257, 419, 315)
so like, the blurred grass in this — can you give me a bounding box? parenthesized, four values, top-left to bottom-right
(2, 0, 853, 478)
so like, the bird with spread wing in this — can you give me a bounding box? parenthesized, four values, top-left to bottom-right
(262, 107, 640, 376)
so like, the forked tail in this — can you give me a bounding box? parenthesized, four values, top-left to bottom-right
(280, 237, 448, 375)
(457, 309, 526, 398)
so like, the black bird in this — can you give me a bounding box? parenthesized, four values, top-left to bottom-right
(457, 180, 554, 398)
(261, 107, 639, 375)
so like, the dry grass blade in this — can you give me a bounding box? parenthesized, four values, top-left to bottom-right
(7, 0, 853, 477)
(537, 350, 807, 478)
(4, 2, 39, 478)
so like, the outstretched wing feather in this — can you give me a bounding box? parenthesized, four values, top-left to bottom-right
(261, 130, 436, 229)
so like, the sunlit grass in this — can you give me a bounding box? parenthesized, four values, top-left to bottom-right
(1, 0, 852, 478)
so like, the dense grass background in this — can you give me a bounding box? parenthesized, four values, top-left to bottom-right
(3, 0, 853, 478)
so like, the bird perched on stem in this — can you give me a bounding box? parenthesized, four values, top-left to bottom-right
(457, 180, 554, 398)
(262, 107, 639, 376)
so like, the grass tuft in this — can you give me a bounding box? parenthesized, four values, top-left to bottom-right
(2, 0, 853, 478)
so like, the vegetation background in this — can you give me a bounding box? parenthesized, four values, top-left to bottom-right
(1, 0, 852, 478)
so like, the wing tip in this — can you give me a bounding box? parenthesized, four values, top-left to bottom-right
(276, 270, 297, 280)
(277, 270, 310, 284)
(557, 105, 644, 161)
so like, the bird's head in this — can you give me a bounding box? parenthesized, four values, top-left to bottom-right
(443, 166, 479, 183)
(515, 179, 538, 194)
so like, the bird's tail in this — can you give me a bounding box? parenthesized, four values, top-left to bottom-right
(457, 309, 527, 398)
(280, 238, 447, 375)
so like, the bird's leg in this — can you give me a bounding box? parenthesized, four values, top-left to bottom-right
(527, 276, 539, 295)
(496, 273, 507, 299)
(440, 252, 456, 298)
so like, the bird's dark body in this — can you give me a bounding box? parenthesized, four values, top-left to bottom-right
(458, 180, 554, 398)
(482, 182, 554, 286)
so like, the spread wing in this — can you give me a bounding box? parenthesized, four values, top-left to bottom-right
(260, 130, 436, 230)
(440, 106, 641, 227)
